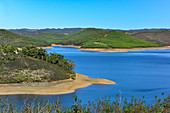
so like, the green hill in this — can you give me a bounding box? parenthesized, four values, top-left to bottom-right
(0, 29, 50, 47)
(55, 28, 161, 48)
(55, 28, 108, 45)
(28, 33, 65, 44)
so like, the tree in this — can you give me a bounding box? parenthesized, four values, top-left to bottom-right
(68, 59, 76, 70)
(21, 45, 76, 71)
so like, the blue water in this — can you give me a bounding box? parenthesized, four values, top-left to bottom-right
(2, 47, 170, 107)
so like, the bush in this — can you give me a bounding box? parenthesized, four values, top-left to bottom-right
(0, 94, 169, 112)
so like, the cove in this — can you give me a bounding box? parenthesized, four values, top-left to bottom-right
(1, 47, 170, 107)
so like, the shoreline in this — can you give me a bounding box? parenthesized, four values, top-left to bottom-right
(37, 46, 54, 49)
(0, 73, 116, 95)
(17, 46, 54, 50)
(78, 46, 170, 52)
(19, 44, 170, 52)
(51, 44, 81, 48)
(48, 44, 170, 52)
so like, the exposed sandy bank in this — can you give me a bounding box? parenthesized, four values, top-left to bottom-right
(37, 46, 54, 49)
(52, 44, 81, 48)
(0, 73, 116, 95)
(50, 44, 170, 52)
(78, 46, 170, 52)
(18, 44, 170, 52)
(17, 46, 53, 50)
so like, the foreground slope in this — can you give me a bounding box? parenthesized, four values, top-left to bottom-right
(0, 54, 71, 83)
(0, 45, 75, 83)
(0, 29, 49, 47)
(55, 28, 161, 48)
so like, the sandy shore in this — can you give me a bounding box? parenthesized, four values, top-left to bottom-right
(78, 46, 170, 52)
(0, 73, 116, 95)
(17, 46, 53, 50)
(37, 46, 54, 49)
(50, 44, 170, 52)
(18, 44, 170, 52)
(51, 44, 81, 48)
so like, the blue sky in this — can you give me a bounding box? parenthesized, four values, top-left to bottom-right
(0, 0, 170, 29)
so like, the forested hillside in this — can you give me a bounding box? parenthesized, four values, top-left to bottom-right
(55, 28, 105, 45)
(54, 28, 161, 48)
(28, 33, 65, 44)
(0, 29, 50, 47)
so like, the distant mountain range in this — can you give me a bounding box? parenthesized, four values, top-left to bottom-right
(123, 28, 170, 33)
(7, 28, 170, 35)
(7, 28, 84, 35)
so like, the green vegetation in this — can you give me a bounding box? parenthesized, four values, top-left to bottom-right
(82, 31, 161, 48)
(55, 28, 161, 48)
(0, 44, 76, 83)
(28, 33, 65, 44)
(0, 94, 169, 112)
(1, 28, 163, 49)
(0, 29, 50, 47)
(55, 28, 105, 45)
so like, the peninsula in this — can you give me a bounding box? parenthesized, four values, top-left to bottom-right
(0, 73, 115, 95)
(0, 44, 115, 95)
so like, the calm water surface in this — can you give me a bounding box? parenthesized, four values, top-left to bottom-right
(2, 47, 170, 106)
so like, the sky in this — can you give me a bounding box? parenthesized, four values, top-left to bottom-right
(0, 0, 170, 29)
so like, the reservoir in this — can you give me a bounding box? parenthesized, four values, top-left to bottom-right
(2, 47, 170, 107)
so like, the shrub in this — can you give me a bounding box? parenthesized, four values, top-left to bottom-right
(0, 94, 169, 112)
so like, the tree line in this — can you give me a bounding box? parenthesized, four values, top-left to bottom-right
(0, 44, 76, 71)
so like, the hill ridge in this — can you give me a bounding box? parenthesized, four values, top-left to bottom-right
(54, 28, 161, 48)
(0, 29, 50, 47)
